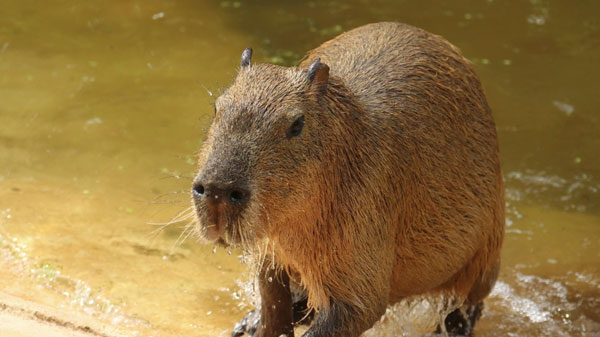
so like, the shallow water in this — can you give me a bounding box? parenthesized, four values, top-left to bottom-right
(0, 0, 598, 336)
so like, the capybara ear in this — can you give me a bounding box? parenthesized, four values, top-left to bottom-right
(241, 47, 253, 68)
(307, 58, 329, 94)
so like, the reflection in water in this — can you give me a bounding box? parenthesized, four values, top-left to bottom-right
(0, 0, 599, 336)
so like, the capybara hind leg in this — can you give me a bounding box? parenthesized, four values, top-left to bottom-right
(467, 257, 500, 305)
(441, 302, 484, 336)
(444, 256, 500, 335)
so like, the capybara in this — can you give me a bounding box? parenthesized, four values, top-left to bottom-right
(192, 22, 504, 337)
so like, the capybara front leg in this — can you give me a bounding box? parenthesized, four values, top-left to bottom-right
(250, 264, 295, 337)
(233, 269, 314, 337)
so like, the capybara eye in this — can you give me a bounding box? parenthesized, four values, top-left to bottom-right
(287, 116, 305, 139)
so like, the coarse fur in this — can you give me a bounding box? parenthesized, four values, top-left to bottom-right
(192, 22, 504, 337)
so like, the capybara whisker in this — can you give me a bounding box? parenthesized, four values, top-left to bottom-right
(147, 206, 195, 244)
(149, 205, 195, 225)
(171, 221, 195, 252)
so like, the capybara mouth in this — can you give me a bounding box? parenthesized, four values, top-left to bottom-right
(203, 222, 226, 242)
(193, 202, 246, 245)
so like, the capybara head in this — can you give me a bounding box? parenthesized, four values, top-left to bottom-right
(192, 48, 333, 247)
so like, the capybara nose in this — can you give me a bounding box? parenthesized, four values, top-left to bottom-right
(193, 181, 249, 204)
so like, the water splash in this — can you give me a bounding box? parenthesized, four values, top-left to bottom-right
(485, 271, 600, 336)
(364, 294, 461, 337)
(505, 170, 599, 213)
(491, 281, 552, 323)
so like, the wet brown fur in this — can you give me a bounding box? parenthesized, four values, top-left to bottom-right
(194, 22, 504, 336)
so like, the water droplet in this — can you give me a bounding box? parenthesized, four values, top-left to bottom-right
(85, 117, 103, 125)
(553, 101, 574, 116)
(527, 14, 546, 25)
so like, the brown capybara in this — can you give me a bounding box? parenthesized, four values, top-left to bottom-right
(192, 22, 504, 337)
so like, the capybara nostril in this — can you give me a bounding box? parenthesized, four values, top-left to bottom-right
(192, 182, 205, 197)
(229, 189, 249, 203)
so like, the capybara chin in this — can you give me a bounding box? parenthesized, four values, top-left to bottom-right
(192, 22, 504, 337)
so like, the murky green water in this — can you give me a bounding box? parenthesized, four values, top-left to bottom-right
(0, 1, 598, 336)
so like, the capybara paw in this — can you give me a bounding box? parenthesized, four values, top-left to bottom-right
(232, 309, 261, 337)
(439, 302, 484, 336)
